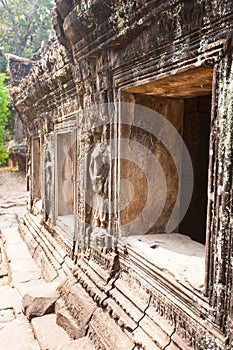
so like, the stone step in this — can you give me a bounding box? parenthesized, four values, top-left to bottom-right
(55, 298, 81, 339)
(31, 314, 71, 350)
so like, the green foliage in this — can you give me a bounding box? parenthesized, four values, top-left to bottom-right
(0, 52, 7, 73)
(0, 72, 9, 163)
(0, 0, 54, 145)
(0, 0, 54, 72)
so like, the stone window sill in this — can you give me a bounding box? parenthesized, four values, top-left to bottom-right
(122, 233, 205, 292)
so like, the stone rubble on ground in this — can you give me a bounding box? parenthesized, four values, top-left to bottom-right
(22, 282, 60, 321)
(0, 170, 82, 349)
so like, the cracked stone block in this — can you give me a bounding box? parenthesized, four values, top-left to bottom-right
(165, 341, 182, 350)
(171, 332, 192, 350)
(22, 282, 59, 321)
(64, 283, 97, 338)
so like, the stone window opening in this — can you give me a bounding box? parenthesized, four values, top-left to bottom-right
(120, 66, 213, 294)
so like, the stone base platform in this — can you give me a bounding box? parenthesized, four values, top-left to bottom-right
(17, 212, 227, 350)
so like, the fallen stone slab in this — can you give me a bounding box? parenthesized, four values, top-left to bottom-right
(22, 282, 60, 320)
(63, 283, 97, 338)
(32, 314, 70, 350)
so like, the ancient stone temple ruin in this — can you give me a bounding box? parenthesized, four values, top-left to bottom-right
(9, 1, 233, 349)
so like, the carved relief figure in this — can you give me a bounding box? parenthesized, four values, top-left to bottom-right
(61, 142, 73, 214)
(44, 147, 52, 219)
(89, 141, 110, 228)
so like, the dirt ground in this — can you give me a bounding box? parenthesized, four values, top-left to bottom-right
(0, 167, 27, 198)
(0, 167, 28, 226)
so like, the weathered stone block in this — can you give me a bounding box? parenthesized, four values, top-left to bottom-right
(65, 283, 97, 337)
(22, 282, 59, 320)
(55, 298, 81, 339)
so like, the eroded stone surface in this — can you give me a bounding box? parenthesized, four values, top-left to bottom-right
(88, 308, 134, 350)
(55, 298, 81, 339)
(22, 282, 59, 320)
(64, 283, 97, 338)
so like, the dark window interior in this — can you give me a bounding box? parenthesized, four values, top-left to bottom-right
(180, 95, 211, 244)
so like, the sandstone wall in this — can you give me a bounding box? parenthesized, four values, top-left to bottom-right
(9, 1, 233, 349)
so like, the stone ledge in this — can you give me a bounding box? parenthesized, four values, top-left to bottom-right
(19, 213, 70, 283)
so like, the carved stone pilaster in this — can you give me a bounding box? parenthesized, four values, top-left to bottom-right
(206, 53, 233, 333)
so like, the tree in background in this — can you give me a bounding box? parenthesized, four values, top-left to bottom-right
(0, 73, 9, 164)
(0, 0, 54, 146)
(0, 0, 54, 72)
